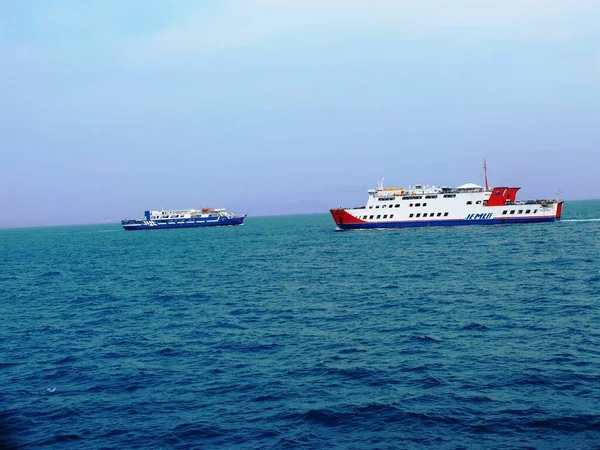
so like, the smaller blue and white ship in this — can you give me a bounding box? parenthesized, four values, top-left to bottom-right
(121, 207, 246, 230)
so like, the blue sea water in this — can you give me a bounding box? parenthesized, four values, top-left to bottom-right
(1, 200, 600, 449)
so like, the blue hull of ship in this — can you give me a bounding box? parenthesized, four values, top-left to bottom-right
(122, 216, 245, 231)
(336, 217, 557, 230)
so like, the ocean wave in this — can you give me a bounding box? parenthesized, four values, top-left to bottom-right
(296, 404, 463, 429)
(460, 322, 489, 331)
(3, 209, 600, 449)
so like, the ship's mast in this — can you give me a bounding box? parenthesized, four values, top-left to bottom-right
(377, 175, 385, 191)
(483, 159, 489, 191)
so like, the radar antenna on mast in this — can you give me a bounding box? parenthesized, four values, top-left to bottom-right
(483, 159, 489, 191)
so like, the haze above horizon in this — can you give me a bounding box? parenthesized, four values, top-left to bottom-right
(2, 0, 600, 228)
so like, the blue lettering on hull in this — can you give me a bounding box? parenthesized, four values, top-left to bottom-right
(466, 213, 494, 220)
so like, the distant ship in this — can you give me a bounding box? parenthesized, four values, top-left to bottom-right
(121, 207, 246, 230)
(330, 161, 563, 230)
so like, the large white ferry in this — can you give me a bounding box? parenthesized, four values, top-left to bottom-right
(330, 162, 563, 230)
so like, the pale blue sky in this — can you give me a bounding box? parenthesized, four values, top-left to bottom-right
(2, 0, 599, 227)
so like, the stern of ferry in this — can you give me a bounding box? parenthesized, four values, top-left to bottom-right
(555, 201, 564, 220)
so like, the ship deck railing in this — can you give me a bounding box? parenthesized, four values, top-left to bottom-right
(507, 199, 557, 206)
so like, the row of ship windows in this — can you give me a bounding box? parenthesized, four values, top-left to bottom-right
(363, 214, 395, 219)
(376, 194, 458, 201)
(503, 209, 537, 215)
(370, 201, 457, 209)
(154, 219, 206, 221)
(154, 216, 182, 219)
(370, 204, 400, 209)
(370, 203, 428, 209)
(362, 212, 450, 220)
(410, 212, 449, 218)
(373, 199, 488, 209)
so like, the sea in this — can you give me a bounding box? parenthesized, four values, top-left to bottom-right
(1, 200, 600, 449)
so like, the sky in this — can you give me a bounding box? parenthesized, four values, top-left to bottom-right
(2, 0, 599, 227)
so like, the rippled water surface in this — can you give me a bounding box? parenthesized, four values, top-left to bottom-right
(2, 201, 600, 449)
